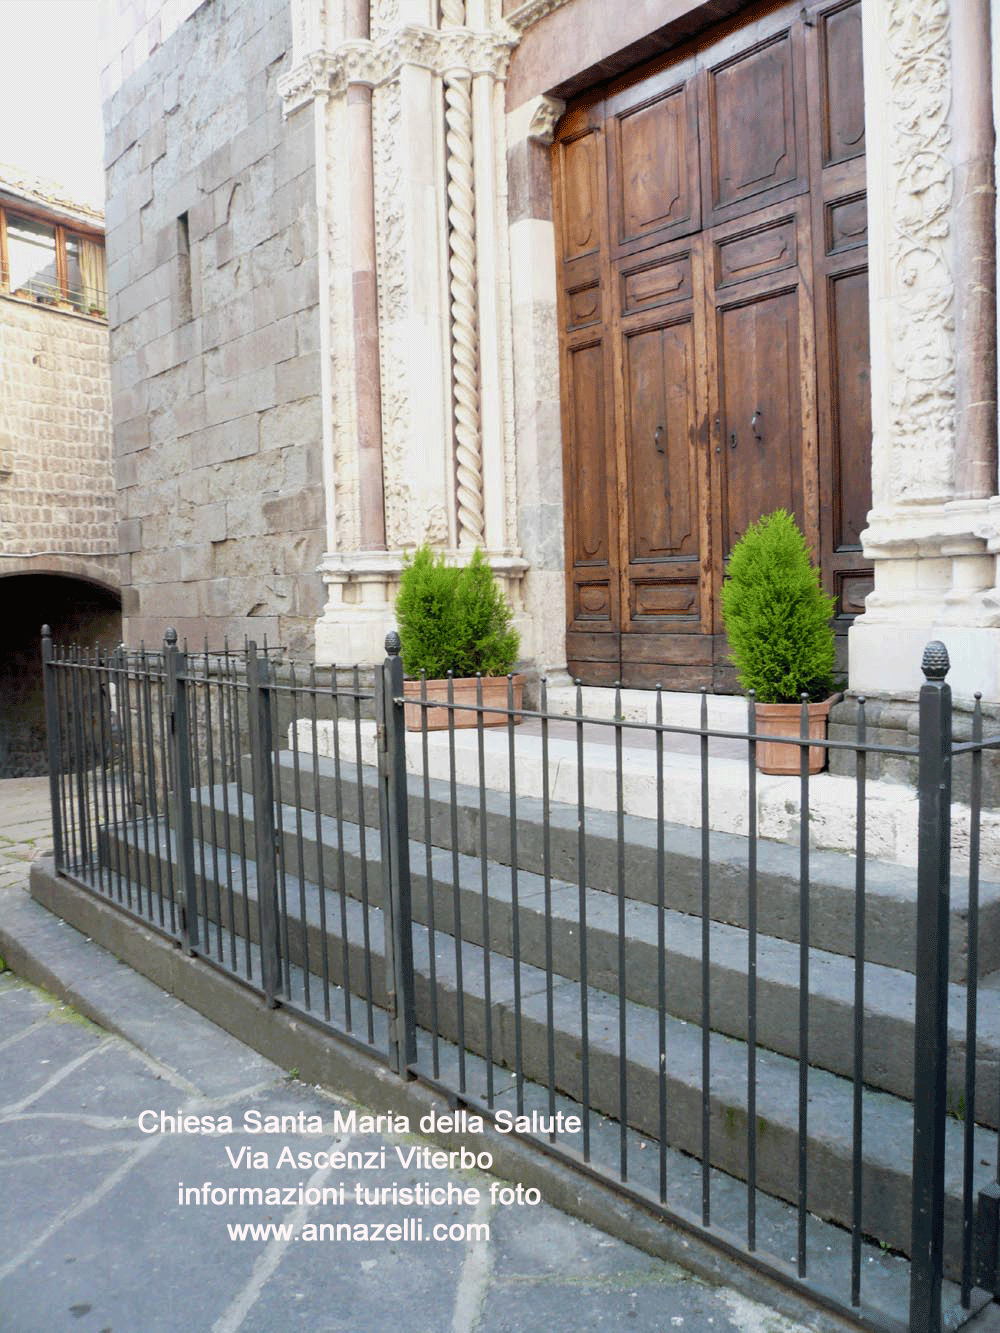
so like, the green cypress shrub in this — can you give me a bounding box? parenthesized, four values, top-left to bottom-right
(720, 509, 836, 704)
(395, 545, 519, 679)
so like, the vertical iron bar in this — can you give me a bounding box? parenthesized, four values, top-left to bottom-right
(41, 628, 65, 871)
(229, 656, 252, 979)
(118, 650, 138, 908)
(70, 645, 90, 876)
(700, 687, 710, 1225)
(540, 677, 556, 1134)
(354, 665, 375, 1044)
(165, 631, 199, 952)
(508, 674, 524, 1117)
(379, 635, 417, 1074)
(476, 675, 494, 1105)
(909, 641, 952, 1333)
(615, 681, 628, 1181)
(188, 649, 208, 944)
(447, 672, 466, 1091)
(142, 649, 164, 924)
(656, 684, 667, 1203)
(202, 645, 223, 960)
(269, 667, 290, 1000)
(747, 690, 758, 1249)
(246, 641, 281, 1005)
(138, 645, 159, 920)
(106, 646, 123, 895)
(851, 697, 868, 1305)
(216, 660, 235, 968)
(289, 664, 310, 1009)
(798, 694, 810, 1277)
(95, 647, 112, 896)
(331, 674, 352, 1029)
(961, 694, 983, 1306)
(576, 679, 591, 1163)
(311, 667, 330, 1019)
(420, 671, 440, 1074)
(155, 647, 176, 933)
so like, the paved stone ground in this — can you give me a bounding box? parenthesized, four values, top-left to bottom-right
(0, 776, 996, 1333)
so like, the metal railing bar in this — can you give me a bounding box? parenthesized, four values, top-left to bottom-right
(747, 690, 758, 1251)
(476, 675, 494, 1106)
(330, 680, 352, 1031)
(656, 683, 667, 1205)
(851, 696, 868, 1307)
(419, 672, 440, 1076)
(575, 678, 591, 1164)
(700, 687, 711, 1226)
(961, 693, 983, 1307)
(615, 681, 628, 1182)
(540, 676, 556, 1139)
(310, 667, 330, 1018)
(507, 674, 524, 1118)
(354, 665, 375, 1046)
(798, 695, 811, 1278)
(289, 663, 311, 1010)
(447, 674, 467, 1093)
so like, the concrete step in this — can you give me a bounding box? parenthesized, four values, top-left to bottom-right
(269, 748, 1000, 982)
(101, 798, 1000, 1129)
(292, 713, 1000, 884)
(88, 815, 999, 1281)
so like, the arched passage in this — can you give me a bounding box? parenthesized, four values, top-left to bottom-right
(0, 574, 122, 777)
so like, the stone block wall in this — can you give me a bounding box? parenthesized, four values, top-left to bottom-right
(104, 0, 325, 657)
(0, 298, 115, 573)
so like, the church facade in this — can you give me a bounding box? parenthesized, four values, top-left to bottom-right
(99, 0, 998, 702)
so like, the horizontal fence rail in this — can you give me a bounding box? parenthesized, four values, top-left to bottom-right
(39, 626, 1000, 1333)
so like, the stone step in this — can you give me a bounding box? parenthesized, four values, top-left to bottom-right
(91, 815, 998, 1282)
(268, 749, 1000, 982)
(103, 798, 1000, 1128)
(292, 712, 1000, 884)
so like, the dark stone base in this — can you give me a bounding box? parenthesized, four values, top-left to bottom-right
(829, 693, 1000, 808)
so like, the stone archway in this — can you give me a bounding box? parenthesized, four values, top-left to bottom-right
(0, 573, 122, 776)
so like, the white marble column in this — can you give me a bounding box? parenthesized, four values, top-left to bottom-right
(850, 0, 1000, 700)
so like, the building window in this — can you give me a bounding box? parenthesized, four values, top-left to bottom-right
(0, 206, 106, 317)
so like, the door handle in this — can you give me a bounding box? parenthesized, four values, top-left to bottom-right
(751, 409, 762, 442)
(654, 425, 665, 454)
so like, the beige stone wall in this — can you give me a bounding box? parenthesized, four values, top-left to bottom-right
(105, 0, 325, 656)
(0, 296, 116, 587)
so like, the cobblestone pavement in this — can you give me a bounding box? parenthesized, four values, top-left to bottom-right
(0, 777, 52, 892)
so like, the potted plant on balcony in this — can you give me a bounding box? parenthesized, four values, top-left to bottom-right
(720, 509, 839, 775)
(395, 544, 522, 731)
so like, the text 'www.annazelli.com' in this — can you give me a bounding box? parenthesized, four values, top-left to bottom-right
(226, 1218, 489, 1243)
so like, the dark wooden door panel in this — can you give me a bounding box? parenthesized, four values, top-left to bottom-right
(816, 0, 865, 168)
(716, 286, 805, 553)
(606, 60, 700, 256)
(553, 0, 870, 687)
(699, 15, 808, 226)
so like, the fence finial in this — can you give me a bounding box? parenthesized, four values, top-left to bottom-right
(385, 630, 401, 657)
(41, 624, 51, 640)
(921, 640, 950, 680)
(164, 627, 178, 648)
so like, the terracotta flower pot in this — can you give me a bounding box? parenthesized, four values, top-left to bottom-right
(752, 695, 840, 775)
(403, 675, 524, 732)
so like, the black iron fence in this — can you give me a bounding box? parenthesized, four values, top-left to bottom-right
(40, 625, 1000, 1333)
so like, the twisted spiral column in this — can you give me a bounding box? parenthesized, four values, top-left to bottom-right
(440, 0, 485, 548)
(444, 69, 484, 547)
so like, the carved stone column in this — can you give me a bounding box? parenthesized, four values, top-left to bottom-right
(281, 0, 525, 665)
(849, 0, 1000, 700)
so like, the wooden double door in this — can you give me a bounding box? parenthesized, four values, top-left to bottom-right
(553, 0, 872, 689)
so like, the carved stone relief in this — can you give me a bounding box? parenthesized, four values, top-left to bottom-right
(885, 0, 956, 502)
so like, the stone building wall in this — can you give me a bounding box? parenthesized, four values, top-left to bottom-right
(105, 0, 324, 656)
(0, 296, 116, 585)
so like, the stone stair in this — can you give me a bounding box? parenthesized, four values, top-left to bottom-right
(97, 735, 1000, 1285)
